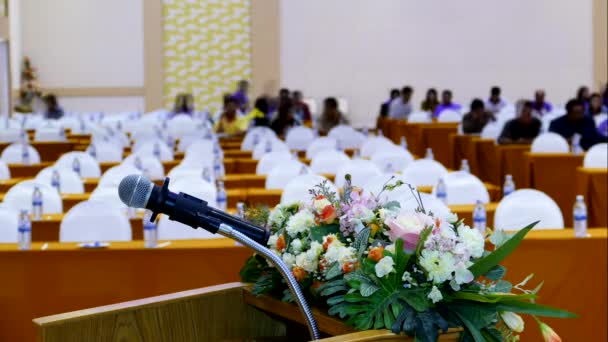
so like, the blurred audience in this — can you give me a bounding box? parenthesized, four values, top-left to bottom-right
(549, 99, 607, 150)
(318, 97, 347, 134)
(576, 86, 591, 111)
(214, 96, 247, 135)
(232, 80, 250, 112)
(587, 93, 607, 117)
(271, 99, 296, 136)
(380, 88, 400, 117)
(485, 86, 507, 114)
(498, 100, 541, 145)
(43, 94, 64, 120)
(171, 93, 194, 117)
(531, 90, 552, 116)
(293, 90, 312, 122)
(388, 86, 413, 120)
(434, 90, 461, 117)
(421, 88, 439, 113)
(248, 96, 271, 127)
(462, 99, 495, 134)
(214, 93, 244, 123)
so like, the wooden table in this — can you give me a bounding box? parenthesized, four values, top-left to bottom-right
(28, 213, 143, 242)
(523, 153, 585, 224)
(0, 141, 77, 162)
(576, 167, 608, 227)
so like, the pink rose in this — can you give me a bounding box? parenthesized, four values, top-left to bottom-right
(385, 212, 435, 252)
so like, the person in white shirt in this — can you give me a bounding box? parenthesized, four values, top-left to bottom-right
(388, 86, 413, 120)
(485, 86, 507, 114)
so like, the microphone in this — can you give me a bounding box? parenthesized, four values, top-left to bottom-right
(118, 174, 270, 245)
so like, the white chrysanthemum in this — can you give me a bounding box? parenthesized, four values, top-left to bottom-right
(325, 244, 341, 264)
(268, 205, 288, 228)
(285, 210, 315, 237)
(295, 247, 321, 273)
(290, 238, 303, 254)
(419, 249, 456, 284)
(309, 241, 324, 257)
(385, 243, 396, 254)
(375, 256, 395, 278)
(313, 197, 332, 212)
(457, 225, 484, 258)
(282, 253, 296, 267)
(447, 212, 459, 224)
(428, 286, 443, 303)
(267, 233, 279, 249)
(337, 246, 356, 266)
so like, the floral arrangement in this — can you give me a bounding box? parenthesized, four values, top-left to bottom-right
(14, 57, 42, 113)
(240, 177, 574, 342)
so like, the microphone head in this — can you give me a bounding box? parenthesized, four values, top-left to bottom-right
(118, 174, 153, 209)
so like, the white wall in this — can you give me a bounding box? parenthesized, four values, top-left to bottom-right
(281, 0, 594, 127)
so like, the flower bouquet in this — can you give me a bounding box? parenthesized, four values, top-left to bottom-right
(240, 176, 575, 341)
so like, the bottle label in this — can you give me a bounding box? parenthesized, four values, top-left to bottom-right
(574, 214, 587, 221)
(33, 200, 42, 206)
(473, 216, 486, 223)
(143, 224, 157, 231)
(18, 227, 31, 233)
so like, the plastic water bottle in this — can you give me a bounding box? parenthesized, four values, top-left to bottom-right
(299, 165, 308, 175)
(460, 159, 470, 173)
(503, 174, 515, 197)
(18, 210, 31, 251)
(571, 134, 583, 155)
(264, 140, 272, 153)
(213, 140, 221, 156)
(21, 143, 30, 165)
(79, 119, 86, 133)
(435, 178, 447, 204)
(32, 186, 43, 221)
(202, 167, 212, 182)
(400, 136, 408, 150)
(19, 128, 27, 143)
(336, 140, 343, 151)
(236, 202, 246, 219)
(116, 121, 123, 132)
(88, 144, 97, 159)
(134, 156, 143, 170)
(216, 181, 227, 212)
(51, 169, 61, 193)
(473, 200, 487, 235)
(252, 134, 260, 147)
(425, 148, 434, 160)
(573, 195, 588, 238)
(153, 142, 161, 159)
(213, 155, 225, 178)
(363, 127, 369, 137)
(143, 209, 158, 248)
(72, 157, 81, 176)
(161, 119, 168, 130)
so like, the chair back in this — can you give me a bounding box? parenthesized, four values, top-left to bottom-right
(60, 200, 131, 242)
(0, 160, 10, 180)
(87, 141, 123, 163)
(256, 151, 295, 175)
(407, 111, 432, 123)
(0, 129, 24, 143)
(305, 137, 337, 159)
(437, 110, 462, 123)
(494, 189, 564, 230)
(334, 159, 383, 188)
(34, 126, 66, 142)
(134, 140, 174, 161)
(241, 127, 276, 151)
(531, 132, 569, 153)
(360, 136, 395, 158)
(401, 159, 449, 187)
(168, 114, 197, 138)
(310, 150, 350, 175)
(431, 171, 489, 205)
(266, 160, 309, 190)
(583, 143, 608, 168)
(1, 143, 41, 164)
(35, 167, 85, 194)
(122, 155, 165, 180)
(56, 151, 102, 178)
(0, 207, 19, 243)
(98, 164, 142, 189)
(285, 126, 315, 150)
(371, 147, 414, 173)
(281, 174, 336, 205)
(252, 138, 289, 160)
(3, 180, 63, 214)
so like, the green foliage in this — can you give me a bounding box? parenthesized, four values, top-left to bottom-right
(484, 265, 506, 281)
(310, 179, 339, 205)
(244, 205, 270, 228)
(239, 254, 266, 282)
(353, 227, 371, 259)
(310, 224, 341, 243)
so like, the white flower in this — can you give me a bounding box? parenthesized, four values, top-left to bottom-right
(285, 210, 315, 237)
(282, 253, 296, 267)
(419, 249, 456, 284)
(375, 256, 395, 278)
(295, 249, 319, 273)
(268, 205, 288, 228)
(313, 197, 332, 212)
(267, 233, 279, 249)
(500, 312, 524, 333)
(428, 286, 443, 303)
(290, 238, 303, 254)
(385, 243, 396, 254)
(309, 241, 324, 257)
(447, 212, 459, 224)
(378, 208, 397, 222)
(402, 271, 413, 282)
(457, 225, 484, 259)
(337, 246, 357, 267)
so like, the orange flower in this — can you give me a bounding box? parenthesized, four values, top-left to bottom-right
(312, 280, 324, 290)
(323, 235, 336, 251)
(536, 318, 562, 342)
(292, 266, 307, 282)
(368, 246, 385, 262)
(318, 258, 328, 272)
(315, 195, 326, 200)
(276, 234, 286, 252)
(342, 261, 358, 273)
(319, 204, 337, 224)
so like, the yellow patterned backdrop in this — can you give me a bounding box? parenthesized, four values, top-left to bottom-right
(163, 0, 251, 112)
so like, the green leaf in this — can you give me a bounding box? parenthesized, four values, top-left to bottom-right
(469, 221, 538, 277)
(239, 254, 265, 282)
(449, 291, 535, 303)
(354, 227, 371, 259)
(481, 327, 503, 342)
(496, 301, 577, 318)
(493, 280, 512, 293)
(327, 295, 345, 305)
(360, 282, 380, 297)
(320, 285, 348, 297)
(488, 229, 512, 247)
(449, 308, 486, 342)
(415, 227, 433, 257)
(532, 281, 545, 295)
(325, 262, 343, 280)
(309, 223, 341, 243)
(399, 289, 431, 312)
(383, 201, 401, 210)
(484, 265, 506, 281)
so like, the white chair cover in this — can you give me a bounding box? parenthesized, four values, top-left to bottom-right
(60, 200, 132, 242)
(56, 151, 102, 178)
(531, 133, 569, 153)
(89, 186, 128, 211)
(0, 129, 24, 143)
(241, 127, 276, 151)
(0, 207, 19, 243)
(328, 125, 366, 149)
(310, 150, 350, 175)
(306, 137, 337, 159)
(363, 173, 411, 203)
(494, 189, 564, 231)
(285, 126, 315, 150)
(168, 114, 197, 138)
(337, 98, 349, 114)
(252, 138, 289, 160)
(177, 134, 207, 152)
(134, 140, 174, 161)
(583, 143, 608, 168)
(35, 167, 85, 194)
(401, 159, 449, 187)
(371, 147, 414, 173)
(97, 164, 142, 189)
(437, 110, 462, 123)
(167, 164, 214, 184)
(407, 112, 432, 123)
(3, 180, 63, 213)
(431, 171, 490, 205)
(360, 136, 395, 158)
(281, 174, 337, 205)
(480, 122, 503, 140)
(334, 159, 383, 188)
(1, 143, 41, 164)
(266, 160, 309, 190)
(122, 155, 165, 180)
(34, 126, 66, 142)
(0, 160, 10, 180)
(87, 141, 123, 163)
(256, 151, 295, 175)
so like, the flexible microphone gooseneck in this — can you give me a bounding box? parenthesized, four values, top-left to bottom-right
(117, 174, 270, 245)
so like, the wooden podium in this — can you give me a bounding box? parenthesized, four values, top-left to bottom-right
(33, 282, 462, 341)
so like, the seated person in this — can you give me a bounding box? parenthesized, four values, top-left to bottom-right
(462, 99, 495, 134)
(171, 93, 194, 117)
(421, 88, 439, 113)
(587, 93, 608, 117)
(531, 89, 552, 116)
(293, 90, 312, 122)
(214, 97, 248, 135)
(434, 90, 461, 118)
(232, 80, 250, 112)
(214, 93, 244, 123)
(317, 97, 348, 134)
(549, 99, 607, 150)
(271, 100, 296, 136)
(380, 89, 400, 117)
(43, 94, 64, 120)
(485, 86, 507, 114)
(388, 86, 413, 120)
(248, 97, 271, 127)
(498, 101, 541, 145)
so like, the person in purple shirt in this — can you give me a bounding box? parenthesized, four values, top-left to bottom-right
(531, 89, 552, 115)
(379, 88, 399, 117)
(232, 80, 250, 112)
(549, 99, 607, 150)
(433, 90, 461, 118)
